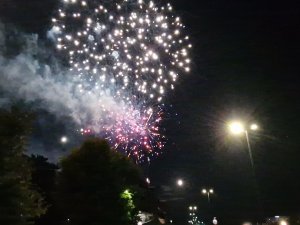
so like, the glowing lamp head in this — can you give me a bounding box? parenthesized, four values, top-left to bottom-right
(228, 121, 245, 135)
(177, 179, 183, 187)
(280, 220, 288, 225)
(209, 189, 214, 194)
(250, 123, 258, 131)
(202, 189, 207, 194)
(189, 206, 197, 210)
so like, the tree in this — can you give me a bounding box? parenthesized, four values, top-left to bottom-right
(0, 108, 47, 225)
(29, 155, 59, 225)
(57, 138, 143, 225)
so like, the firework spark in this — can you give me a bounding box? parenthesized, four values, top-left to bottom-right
(52, 0, 191, 102)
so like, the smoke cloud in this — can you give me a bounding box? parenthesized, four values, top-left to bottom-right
(0, 21, 126, 131)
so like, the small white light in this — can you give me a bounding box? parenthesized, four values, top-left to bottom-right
(177, 179, 183, 186)
(61, 136, 68, 144)
(250, 124, 258, 131)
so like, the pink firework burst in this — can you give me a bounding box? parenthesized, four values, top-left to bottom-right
(81, 105, 165, 163)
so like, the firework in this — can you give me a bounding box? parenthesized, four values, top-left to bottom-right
(80, 100, 164, 163)
(105, 105, 164, 162)
(52, 0, 191, 102)
(50, 0, 191, 161)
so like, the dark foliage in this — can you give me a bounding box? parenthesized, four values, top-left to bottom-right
(29, 155, 59, 225)
(0, 108, 47, 225)
(57, 138, 143, 225)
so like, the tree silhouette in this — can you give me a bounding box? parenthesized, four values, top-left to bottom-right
(0, 108, 47, 225)
(29, 155, 59, 225)
(57, 138, 143, 225)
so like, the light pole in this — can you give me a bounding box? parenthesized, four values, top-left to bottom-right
(228, 121, 262, 219)
(202, 188, 214, 203)
(228, 121, 259, 168)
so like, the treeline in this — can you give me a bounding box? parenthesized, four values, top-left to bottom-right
(0, 108, 162, 225)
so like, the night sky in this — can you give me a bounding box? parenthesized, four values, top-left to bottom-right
(1, 0, 300, 224)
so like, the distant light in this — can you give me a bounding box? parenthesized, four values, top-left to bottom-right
(193, 206, 197, 210)
(209, 189, 214, 193)
(137, 222, 143, 225)
(61, 136, 68, 144)
(202, 189, 207, 194)
(213, 217, 218, 225)
(189, 206, 193, 210)
(177, 179, 183, 187)
(146, 178, 150, 184)
(250, 124, 258, 131)
(280, 220, 288, 225)
(228, 121, 245, 135)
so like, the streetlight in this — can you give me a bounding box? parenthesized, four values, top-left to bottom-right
(177, 179, 184, 187)
(146, 177, 150, 184)
(189, 205, 197, 211)
(60, 136, 68, 144)
(228, 121, 245, 135)
(280, 220, 288, 225)
(188, 206, 199, 225)
(213, 217, 218, 225)
(228, 121, 259, 168)
(202, 188, 214, 203)
(250, 124, 258, 131)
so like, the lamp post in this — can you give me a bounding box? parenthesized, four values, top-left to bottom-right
(202, 188, 214, 203)
(228, 121, 259, 168)
(228, 121, 262, 219)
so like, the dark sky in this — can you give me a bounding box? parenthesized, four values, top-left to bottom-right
(149, 0, 300, 224)
(1, 0, 300, 224)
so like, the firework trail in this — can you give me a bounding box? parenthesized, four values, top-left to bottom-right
(50, 0, 191, 162)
